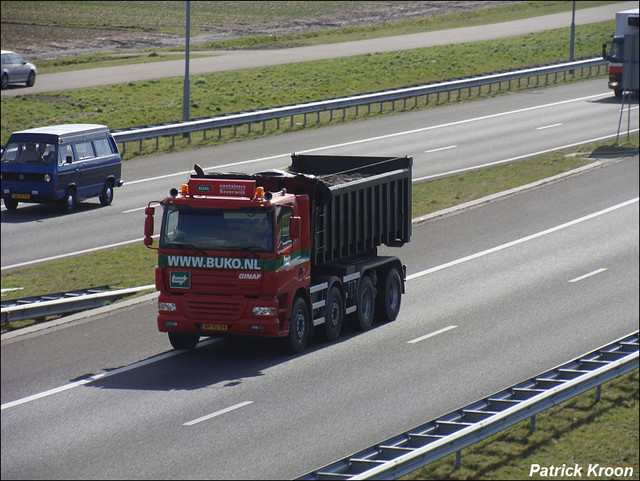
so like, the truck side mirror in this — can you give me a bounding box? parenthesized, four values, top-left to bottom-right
(289, 216, 301, 240)
(144, 206, 155, 247)
(66, 155, 73, 164)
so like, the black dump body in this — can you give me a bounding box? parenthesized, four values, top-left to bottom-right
(190, 153, 412, 267)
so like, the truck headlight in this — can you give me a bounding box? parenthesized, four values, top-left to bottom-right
(44, 174, 51, 182)
(252, 307, 276, 316)
(159, 302, 176, 312)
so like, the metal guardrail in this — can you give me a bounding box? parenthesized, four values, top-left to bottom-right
(111, 57, 607, 154)
(296, 330, 639, 480)
(1, 284, 156, 323)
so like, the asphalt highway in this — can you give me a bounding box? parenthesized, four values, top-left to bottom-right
(2, 153, 637, 479)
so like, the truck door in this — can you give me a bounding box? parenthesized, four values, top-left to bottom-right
(276, 205, 306, 293)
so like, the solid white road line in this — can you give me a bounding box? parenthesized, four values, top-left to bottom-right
(1, 338, 219, 411)
(406, 198, 638, 281)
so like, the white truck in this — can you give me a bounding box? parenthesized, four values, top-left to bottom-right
(602, 8, 639, 97)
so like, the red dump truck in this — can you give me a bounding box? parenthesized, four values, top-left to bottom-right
(144, 154, 412, 353)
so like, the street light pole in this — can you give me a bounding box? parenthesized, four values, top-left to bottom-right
(183, 0, 191, 121)
(570, 0, 575, 61)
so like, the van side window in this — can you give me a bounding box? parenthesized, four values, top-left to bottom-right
(58, 144, 74, 165)
(75, 141, 95, 160)
(93, 138, 113, 157)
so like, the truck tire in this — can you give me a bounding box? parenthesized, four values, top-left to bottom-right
(323, 285, 344, 341)
(168, 332, 199, 350)
(352, 276, 375, 331)
(614, 89, 622, 97)
(376, 268, 402, 323)
(288, 297, 310, 354)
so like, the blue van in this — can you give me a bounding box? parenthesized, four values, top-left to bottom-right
(1, 124, 123, 212)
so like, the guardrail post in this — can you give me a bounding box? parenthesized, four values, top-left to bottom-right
(455, 450, 461, 470)
(596, 385, 601, 402)
(530, 415, 536, 433)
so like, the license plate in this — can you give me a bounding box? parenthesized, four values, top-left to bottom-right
(12, 194, 30, 199)
(202, 323, 229, 332)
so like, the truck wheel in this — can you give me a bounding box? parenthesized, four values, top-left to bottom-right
(376, 268, 402, 323)
(99, 181, 114, 206)
(168, 332, 199, 350)
(60, 188, 77, 213)
(4, 198, 18, 210)
(288, 297, 309, 354)
(323, 285, 344, 341)
(353, 276, 375, 331)
(614, 89, 622, 97)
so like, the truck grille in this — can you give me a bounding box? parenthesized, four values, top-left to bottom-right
(184, 297, 244, 320)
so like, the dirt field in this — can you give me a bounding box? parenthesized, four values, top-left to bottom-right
(1, 1, 505, 61)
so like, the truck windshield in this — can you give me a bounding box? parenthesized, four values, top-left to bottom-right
(160, 204, 275, 253)
(609, 37, 624, 63)
(1, 142, 57, 165)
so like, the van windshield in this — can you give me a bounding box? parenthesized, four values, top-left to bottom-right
(1, 141, 57, 166)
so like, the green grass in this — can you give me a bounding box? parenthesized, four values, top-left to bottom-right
(0, 21, 613, 151)
(402, 371, 639, 480)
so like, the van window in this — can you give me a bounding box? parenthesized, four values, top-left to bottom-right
(58, 144, 75, 165)
(93, 138, 113, 157)
(75, 141, 95, 160)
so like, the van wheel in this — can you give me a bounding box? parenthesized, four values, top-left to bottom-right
(376, 268, 402, 323)
(168, 332, 199, 350)
(26, 71, 36, 87)
(99, 182, 114, 206)
(60, 188, 77, 213)
(4, 198, 18, 210)
(1, 74, 8, 90)
(351, 276, 375, 331)
(323, 285, 344, 341)
(287, 297, 309, 354)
